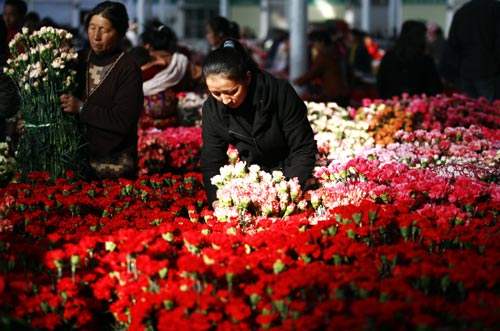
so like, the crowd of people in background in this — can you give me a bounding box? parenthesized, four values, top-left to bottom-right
(0, 0, 498, 182)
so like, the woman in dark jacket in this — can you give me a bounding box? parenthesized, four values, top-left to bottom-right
(201, 39, 317, 205)
(60, 1, 143, 179)
(377, 20, 443, 99)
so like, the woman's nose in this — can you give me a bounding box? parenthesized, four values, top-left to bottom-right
(221, 96, 231, 105)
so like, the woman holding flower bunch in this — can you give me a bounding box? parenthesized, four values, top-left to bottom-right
(201, 39, 317, 205)
(60, 1, 142, 179)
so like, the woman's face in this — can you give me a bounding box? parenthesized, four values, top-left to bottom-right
(87, 14, 120, 55)
(206, 73, 250, 109)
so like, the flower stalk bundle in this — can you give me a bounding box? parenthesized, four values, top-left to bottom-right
(4, 27, 86, 178)
(0, 143, 15, 186)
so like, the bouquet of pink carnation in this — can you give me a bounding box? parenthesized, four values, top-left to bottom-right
(211, 161, 308, 225)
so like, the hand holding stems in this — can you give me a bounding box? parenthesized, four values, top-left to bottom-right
(60, 94, 82, 114)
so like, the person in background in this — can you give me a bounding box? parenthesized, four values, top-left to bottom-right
(23, 11, 40, 33)
(447, 0, 500, 101)
(0, 18, 7, 66)
(60, 1, 143, 179)
(205, 16, 240, 50)
(265, 29, 289, 79)
(426, 23, 445, 69)
(201, 39, 317, 206)
(348, 29, 372, 77)
(0, 72, 20, 141)
(293, 30, 349, 105)
(2, 0, 27, 43)
(136, 24, 192, 125)
(377, 20, 443, 99)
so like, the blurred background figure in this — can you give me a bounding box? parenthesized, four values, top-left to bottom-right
(0, 72, 20, 141)
(264, 28, 289, 78)
(293, 29, 349, 105)
(377, 20, 443, 99)
(205, 16, 240, 50)
(447, 0, 500, 101)
(348, 29, 372, 81)
(2, 0, 27, 43)
(426, 23, 445, 69)
(0, 17, 6, 66)
(23, 11, 40, 34)
(133, 23, 194, 126)
(126, 19, 139, 47)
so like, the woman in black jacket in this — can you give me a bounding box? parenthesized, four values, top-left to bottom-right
(201, 39, 317, 205)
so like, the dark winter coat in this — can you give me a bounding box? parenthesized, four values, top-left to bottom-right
(448, 0, 500, 80)
(201, 71, 317, 205)
(76, 49, 143, 159)
(377, 50, 443, 99)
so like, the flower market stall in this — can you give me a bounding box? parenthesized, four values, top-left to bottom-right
(0, 92, 498, 330)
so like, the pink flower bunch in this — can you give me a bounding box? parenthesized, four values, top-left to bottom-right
(355, 125, 499, 181)
(211, 162, 308, 223)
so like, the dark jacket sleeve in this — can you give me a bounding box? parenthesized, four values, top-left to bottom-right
(80, 61, 142, 134)
(200, 98, 229, 205)
(278, 81, 317, 186)
(0, 74, 20, 119)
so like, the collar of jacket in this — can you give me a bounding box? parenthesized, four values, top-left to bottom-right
(219, 71, 275, 136)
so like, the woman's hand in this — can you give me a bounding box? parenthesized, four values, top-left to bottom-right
(60, 94, 82, 114)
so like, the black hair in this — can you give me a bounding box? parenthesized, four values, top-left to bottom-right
(202, 38, 259, 82)
(394, 20, 427, 61)
(128, 46, 151, 67)
(84, 1, 129, 38)
(207, 16, 231, 38)
(0, 73, 20, 119)
(141, 24, 178, 53)
(228, 21, 240, 40)
(4, 0, 27, 17)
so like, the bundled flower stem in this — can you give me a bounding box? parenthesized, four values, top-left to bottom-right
(4, 27, 86, 179)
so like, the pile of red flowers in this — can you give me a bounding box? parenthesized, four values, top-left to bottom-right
(0, 93, 498, 330)
(137, 127, 202, 176)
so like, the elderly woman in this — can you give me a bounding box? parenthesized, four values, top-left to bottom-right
(60, 1, 143, 179)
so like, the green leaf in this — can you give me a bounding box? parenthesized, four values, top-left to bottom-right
(105, 241, 116, 252)
(162, 232, 174, 242)
(163, 300, 174, 310)
(273, 259, 285, 274)
(158, 267, 168, 279)
(441, 275, 450, 292)
(333, 254, 342, 266)
(250, 293, 260, 308)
